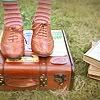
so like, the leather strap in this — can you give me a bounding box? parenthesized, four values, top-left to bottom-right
(39, 57, 47, 76)
(39, 57, 47, 87)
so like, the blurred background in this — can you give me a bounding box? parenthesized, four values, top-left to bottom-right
(0, 0, 100, 100)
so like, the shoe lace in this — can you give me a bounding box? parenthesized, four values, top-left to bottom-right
(9, 27, 27, 44)
(32, 23, 48, 37)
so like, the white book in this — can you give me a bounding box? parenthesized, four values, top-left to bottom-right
(85, 41, 100, 80)
(83, 40, 100, 68)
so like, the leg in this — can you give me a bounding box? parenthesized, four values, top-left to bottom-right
(1, 0, 24, 59)
(31, 0, 54, 57)
(34, 0, 51, 24)
(3, 0, 23, 27)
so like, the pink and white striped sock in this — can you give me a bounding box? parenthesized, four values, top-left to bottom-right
(3, 0, 23, 27)
(34, 0, 52, 24)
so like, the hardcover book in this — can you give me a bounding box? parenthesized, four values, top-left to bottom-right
(83, 41, 100, 80)
(83, 40, 100, 68)
(88, 65, 100, 80)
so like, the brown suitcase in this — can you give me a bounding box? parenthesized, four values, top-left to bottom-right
(0, 30, 74, 90)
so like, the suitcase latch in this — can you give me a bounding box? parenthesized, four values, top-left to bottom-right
(54, 74, 66, 85)
(39, 74, 48, 87)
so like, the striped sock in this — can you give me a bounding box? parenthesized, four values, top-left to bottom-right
(34, 0, 52, 24)
(2, 0, 23, 27)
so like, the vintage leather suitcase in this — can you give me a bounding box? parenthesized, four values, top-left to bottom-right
(0, 30, 74, 90)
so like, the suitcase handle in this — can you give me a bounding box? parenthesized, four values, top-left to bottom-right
(5, 78, 38, 88)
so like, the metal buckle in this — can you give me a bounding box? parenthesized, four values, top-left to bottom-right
(0, 74, 4, 86)
(39, 74, 48, 87)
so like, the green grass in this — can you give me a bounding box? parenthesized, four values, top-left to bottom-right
(0, 0, 100, 100)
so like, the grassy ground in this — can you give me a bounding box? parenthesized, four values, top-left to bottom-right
(0, 0, 100, 100)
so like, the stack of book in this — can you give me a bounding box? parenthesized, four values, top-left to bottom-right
(83, 41, 100, 81)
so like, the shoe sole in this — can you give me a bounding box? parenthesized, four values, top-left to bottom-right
(7, 56, 22, 60)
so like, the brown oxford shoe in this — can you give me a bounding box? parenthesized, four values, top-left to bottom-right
(1, 26, 24, 59)
(31, 23, 54, 57)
